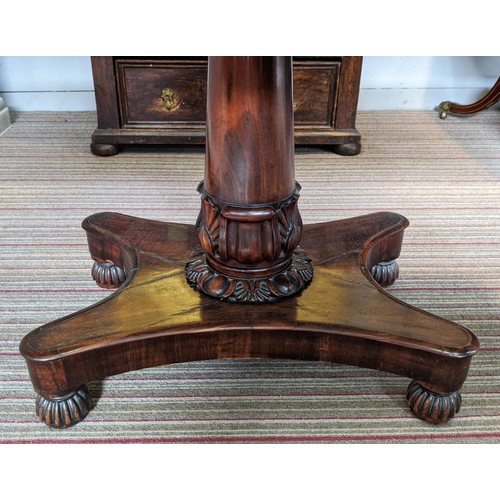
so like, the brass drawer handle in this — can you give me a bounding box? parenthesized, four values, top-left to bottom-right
(161, 88, 181, 112)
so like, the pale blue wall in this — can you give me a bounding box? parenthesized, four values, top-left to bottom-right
(0, 57, 95, 111)
(1, 56, 499, 112)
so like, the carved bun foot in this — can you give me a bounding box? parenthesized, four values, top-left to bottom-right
(92, 261, 126, 289)
(407, 380, 461, 425)
(90, 143, 121, 156)
(331, 142, 361, 156)
(36, 385, 92, 429)
(371, 260, 399, 287)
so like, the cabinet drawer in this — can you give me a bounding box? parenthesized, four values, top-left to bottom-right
(293, 61, 339, 127)
(116, 58, 340, 129)
(116, 59, 208, 128)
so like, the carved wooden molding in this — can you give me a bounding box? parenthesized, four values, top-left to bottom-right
(196, 181, 304, 272)
(187, 181, 313, 302)
(186, 245, 312, 303)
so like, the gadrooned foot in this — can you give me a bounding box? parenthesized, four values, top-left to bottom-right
(36, 385, 92, 429)
(407, 380, 461, 425)
(371, 260, 399, 287)
(92, 261, 126, 289)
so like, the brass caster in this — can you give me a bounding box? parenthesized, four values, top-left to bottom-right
(439, 101, 451, 119)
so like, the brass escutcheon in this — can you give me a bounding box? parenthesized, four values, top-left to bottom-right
(161, 88, 181, 112)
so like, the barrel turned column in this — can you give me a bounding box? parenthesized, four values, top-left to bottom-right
(186, 56, 313, 302)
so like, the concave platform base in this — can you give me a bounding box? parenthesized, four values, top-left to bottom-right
(20, 211, 478, 427)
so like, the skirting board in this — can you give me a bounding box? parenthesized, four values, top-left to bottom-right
(0, 96, 12, 136)
(0, 87, 498, 113)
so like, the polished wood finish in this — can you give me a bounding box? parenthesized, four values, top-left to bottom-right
(439, 77, 500, 118)
(90, 56, 362, 155)
(205, 57, 295, 204)
(20, 211, 478, 427)
(187, 57, 311, 302)
(185, 57, 312, 302)
(20, 56, 478, 428)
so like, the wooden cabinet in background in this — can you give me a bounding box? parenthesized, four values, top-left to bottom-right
(90, 56, 362, 156)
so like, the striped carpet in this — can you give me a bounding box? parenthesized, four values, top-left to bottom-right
(1, 110, 500, 444)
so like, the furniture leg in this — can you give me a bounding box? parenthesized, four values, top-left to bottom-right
(439, 77, 500, 118)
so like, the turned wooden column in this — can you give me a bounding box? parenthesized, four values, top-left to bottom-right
(186, 56, 313, 302)
(205, 56, 295, 203)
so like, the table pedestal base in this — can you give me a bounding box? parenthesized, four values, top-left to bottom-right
(20, 211, 478, 428)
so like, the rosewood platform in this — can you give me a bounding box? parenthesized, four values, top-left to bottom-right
(20, 57, 479, 428)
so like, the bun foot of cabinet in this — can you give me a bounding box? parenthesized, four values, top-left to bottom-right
(90, 143, 121, 156)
